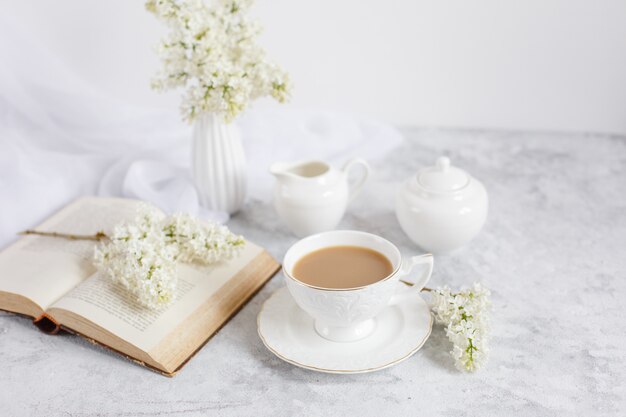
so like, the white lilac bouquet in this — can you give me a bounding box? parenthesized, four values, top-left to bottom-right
(94, 204, 245, 309)
(146, 0, 291, 122)
(430, 283, 491, 372)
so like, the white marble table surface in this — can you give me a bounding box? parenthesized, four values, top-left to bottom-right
(1, 129, 625, 416)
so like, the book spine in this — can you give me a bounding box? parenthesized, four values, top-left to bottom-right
(33, 313, 61, 334)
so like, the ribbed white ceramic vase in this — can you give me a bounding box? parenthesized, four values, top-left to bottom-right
(191, 113, 247, 214)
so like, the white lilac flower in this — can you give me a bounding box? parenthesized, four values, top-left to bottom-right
(163, 213, 245, 263)
(94, 204, 245, 309)
(430, 282, 491, 372)
(146, 0, 291, 122)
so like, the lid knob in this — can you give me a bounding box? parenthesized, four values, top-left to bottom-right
(416, 156, 469, 192)
(436, 157, 450, 172)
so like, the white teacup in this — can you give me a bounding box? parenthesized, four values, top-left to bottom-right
(283, 230, 433, 342)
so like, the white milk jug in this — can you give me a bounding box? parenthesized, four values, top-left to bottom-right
(270, 158, 370, 237)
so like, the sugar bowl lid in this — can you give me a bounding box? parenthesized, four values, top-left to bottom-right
(417, 157, 469, 192)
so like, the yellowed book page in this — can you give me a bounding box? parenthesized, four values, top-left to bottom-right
(0, 197, 140, 310)
(49, 242, 263, 352)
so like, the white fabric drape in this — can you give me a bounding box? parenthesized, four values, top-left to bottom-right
(0, 14, 403, 249)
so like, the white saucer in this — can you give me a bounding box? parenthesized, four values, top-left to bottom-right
(257, 286, 433, 374)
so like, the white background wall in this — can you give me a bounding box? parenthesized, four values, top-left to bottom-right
(2, 0, 626, 134)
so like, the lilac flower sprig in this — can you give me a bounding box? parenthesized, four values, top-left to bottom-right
(430, 283, 491, 372)
(146, 0, 291, 122)
(94, 204, 244, 308)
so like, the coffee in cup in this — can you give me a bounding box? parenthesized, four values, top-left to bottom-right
(292, 245, 393, 289)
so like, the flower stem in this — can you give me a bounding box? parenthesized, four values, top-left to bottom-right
(18, 230, 109, 241)
(400, 279, 432, 292)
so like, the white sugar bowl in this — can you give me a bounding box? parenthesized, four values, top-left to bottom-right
(395, 157, 488, 253)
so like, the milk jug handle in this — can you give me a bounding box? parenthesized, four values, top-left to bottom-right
(342, 158, 371, 203)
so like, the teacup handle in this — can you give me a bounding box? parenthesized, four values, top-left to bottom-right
(342, 158, 371, 203)
(389, 254, 433, 305)
(400, 254, 434, 291)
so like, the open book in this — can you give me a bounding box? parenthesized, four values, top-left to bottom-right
(0, 197, 280, 376)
